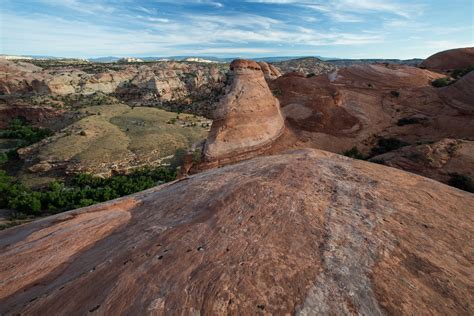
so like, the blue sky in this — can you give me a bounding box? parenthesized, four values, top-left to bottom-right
(1, 0, 473, 58)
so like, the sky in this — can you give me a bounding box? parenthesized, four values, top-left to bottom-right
(0, 0, 473, 59)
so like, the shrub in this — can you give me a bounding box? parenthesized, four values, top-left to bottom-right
(451, 65, 474, 79)
(371, 137, 409, 156)
(390, 91, 400, 97)
(431, 77, 453, 88)
(397, 117, 427, 126)
(192, 148, 202, 163)
(342, 146, 366, 160)
(0, 153, 7, 164)
(0, 118, 53, 146)
(448, 173, 474, 193)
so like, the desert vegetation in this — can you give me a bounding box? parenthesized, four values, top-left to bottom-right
(371, 137, 409, 156)
(432, 65, 474, 87)
(0, 166, 176, 223)
(448, 173, 474, 193)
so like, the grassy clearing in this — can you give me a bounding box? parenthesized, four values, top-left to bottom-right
(18, 104, 210, 185)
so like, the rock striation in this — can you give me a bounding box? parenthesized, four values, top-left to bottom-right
(203, 59, 285, 163)
(0, 149, 473, 314)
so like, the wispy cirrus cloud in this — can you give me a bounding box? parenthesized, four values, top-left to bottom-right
(1, 0, 472, 59)
(247, 0, 423, 19)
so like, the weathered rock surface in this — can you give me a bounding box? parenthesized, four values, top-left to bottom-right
(267, 63, 473, 156)
(271, 57, 338, 76)
(0, 59, 227, 117)
(1, 149, 473, 315)
(203, 60, 285, 163)
(370, 138, 474, 184)
(438, 71, 474, 112)
(421, 47, 474, 72)
(258, 61, 281, 80)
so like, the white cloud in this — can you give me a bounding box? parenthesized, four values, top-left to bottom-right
(247, 0, 424, 19)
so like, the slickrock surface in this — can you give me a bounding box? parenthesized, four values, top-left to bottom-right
(439, 71, 474, 111)
(1, 149, 473, 315)
(203, 60, 284, 162)
(370, 138, 474, 184)
(269, 63, 474, 155)
(421, 47, 474, 72)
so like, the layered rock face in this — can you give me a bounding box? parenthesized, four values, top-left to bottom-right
(421, 47, 474, 72)
(1, 149, 473, 315)
(203, 60, 285, 162)
(0, 60, 227, 117)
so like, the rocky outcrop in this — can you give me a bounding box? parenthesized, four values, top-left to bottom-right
(0, 60, 50, 95)
(369, 138, 474, 184)
(1, 149, 473, 314)
(0, 60, 227, 117)
(268, 63, 472, 152)
(271, 57, 338, 76)
(0, 100, 65, 129)
(421, 47, 474, 72)
(203, 60, 285, 163)
(258, 61, 281, 80)
(438, 71, 474, 112)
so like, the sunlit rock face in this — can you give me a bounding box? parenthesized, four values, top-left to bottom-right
(204, 59, 285, 162)
(1, 149, 473, 315)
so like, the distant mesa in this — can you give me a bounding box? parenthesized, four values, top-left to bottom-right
(203, 59, 285, 163)
(421, 47, 474, 72)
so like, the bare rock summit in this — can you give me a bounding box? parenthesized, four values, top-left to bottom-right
(0, 149, 473, 315)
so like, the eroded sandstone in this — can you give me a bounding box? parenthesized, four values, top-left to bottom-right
(0, 149, 472, 314)
(203, 60, 285, 163)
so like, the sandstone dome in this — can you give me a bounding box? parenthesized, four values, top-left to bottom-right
(0, 149, 472, 314)
(421, 47, 474, 72)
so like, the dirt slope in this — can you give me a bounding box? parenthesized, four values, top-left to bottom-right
(1, 149, 473, 315)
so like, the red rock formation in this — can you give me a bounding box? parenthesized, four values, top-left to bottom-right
(370, 138, 474, 184)
(0, 149, 472, 314)
(268, 63, 473, 154)
(257, 61, 281, 80)
(203, 59, 285, 163)
(438, 71, 474, 112)
(421, 47, 474, 72)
